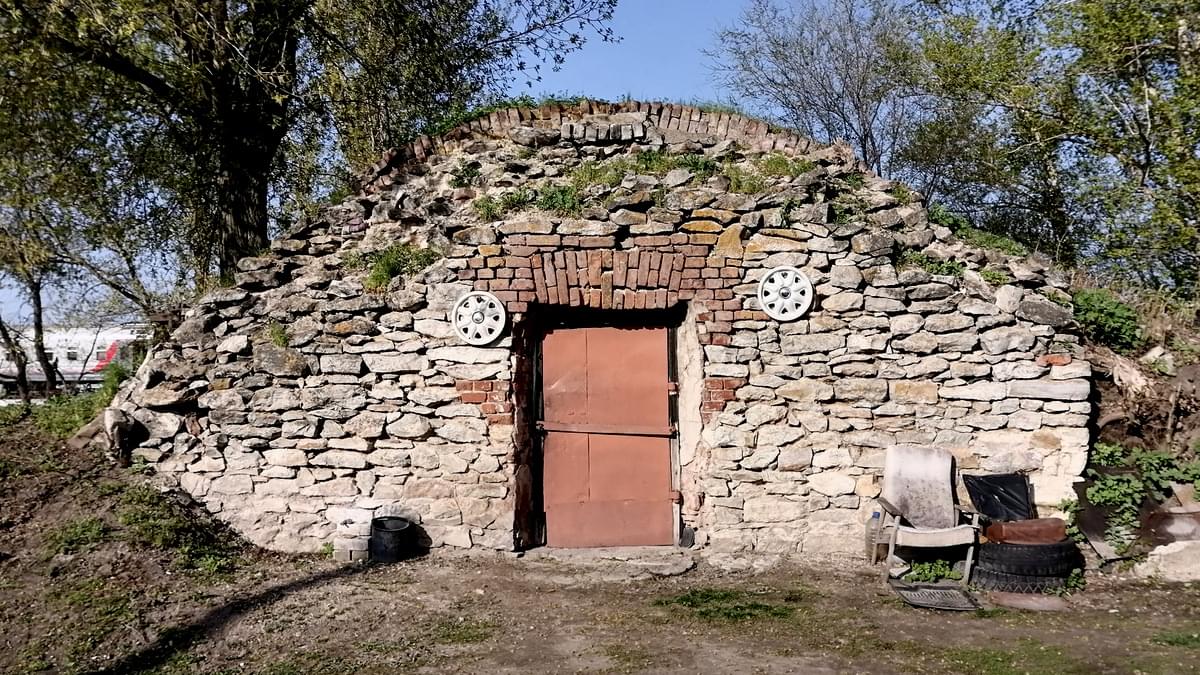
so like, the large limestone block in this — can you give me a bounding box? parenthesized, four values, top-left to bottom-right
(1134, 541, 1200, 582)
(808, 472, 856, 496)
(888, 380, 938, 404)
(781, 333, 846, 355)
(979, 326, 1035, 355)
(940, 382, 1006, 401)
(756, 425, 805, 447)
(744, 496, 808, 523)
(779, 380, 834, 402)
(254, 344, 308, 377)
(364, 354, 429, 373)
(833, 378, 888, 402)
(1007, 379, 1090, 401)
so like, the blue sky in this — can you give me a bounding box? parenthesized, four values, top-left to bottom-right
(506, 0, 747, 104)
(1, 2, 748, 323)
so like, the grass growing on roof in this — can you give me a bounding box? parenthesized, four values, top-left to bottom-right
(756, 153, 814, 178)
(536, 184, 583, 216)
(339, 243, 442, 292)
(897, 250, 966, 277)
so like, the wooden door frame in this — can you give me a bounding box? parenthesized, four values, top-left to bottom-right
(520, 304, 686, 548)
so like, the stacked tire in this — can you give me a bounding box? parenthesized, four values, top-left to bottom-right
(973, 541, 1084, 593)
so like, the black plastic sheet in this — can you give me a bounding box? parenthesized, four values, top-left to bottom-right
(963, 473, 1035, 521)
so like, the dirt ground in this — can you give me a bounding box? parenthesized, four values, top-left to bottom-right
(3, 421, 1200, 675)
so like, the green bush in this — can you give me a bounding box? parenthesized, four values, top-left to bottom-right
(362, 244, 442, 292)
(1083, 440, 1200, 553)
(536, 184, 582, 216)
(927, 203, 971, 231)
(904, 560, 962, 583)
(1071, 288, 1143, 353)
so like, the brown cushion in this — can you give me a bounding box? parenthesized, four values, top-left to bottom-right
(985, 518, 1067, 544)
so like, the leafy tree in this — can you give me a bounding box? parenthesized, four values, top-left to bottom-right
(904, 0, 1200, 290)
(708, 0, 928, 178)
(4, 0, 617, 275)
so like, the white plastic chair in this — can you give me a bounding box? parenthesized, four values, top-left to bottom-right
(875, 445, 979, 584)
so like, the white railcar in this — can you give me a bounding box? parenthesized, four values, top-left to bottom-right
(0, 324, 151, 393)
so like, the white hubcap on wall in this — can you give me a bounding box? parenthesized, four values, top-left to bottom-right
(757, 266, 814, 322)
(452, 291, 506, 345)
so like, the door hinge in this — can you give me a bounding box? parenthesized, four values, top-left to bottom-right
(666, 381, 678, 395)
(668, 490, 682, 504)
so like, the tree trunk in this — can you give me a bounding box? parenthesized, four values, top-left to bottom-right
(26, 276, 56, 395)
(214, 139, 273, 278)
(0, 317, 31, 404)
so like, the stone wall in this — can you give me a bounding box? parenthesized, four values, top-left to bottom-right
(113, 101, 1092, 561)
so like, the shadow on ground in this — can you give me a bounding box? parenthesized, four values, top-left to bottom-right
(88, 563, 368, 675)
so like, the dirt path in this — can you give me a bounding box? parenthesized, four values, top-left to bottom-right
(3, 422, 1200, 674)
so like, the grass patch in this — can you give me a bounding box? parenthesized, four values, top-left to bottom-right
(536, 184, 582, 216)
(339, 243, 443, 293)
(956, 225, 1028, 256)
(569, 152, 722, 194)
(940, 639, 1090, 675)
(50, 578, 137, 657)
(722, 164, 768, 194)
(1152, 630, 1200, 648)
(844, 172, 866, 189)
(473, 188, 535, 222)
(434, 617, 494, 644)
(0, 403, 29, 428)
(980, 268, 1012, 285)
(973, 607, 1009, 619)
(117, 484, 240, 574)
(653, 587, 803, 622)
(681, 98, 753, 116)
(756, 153, 815, 178)
(449, 160, 481, 188)
(266, 320, 289, 347)
(28, 361, 130, 438)
(897, 250, 966, 277)
(890, 184, 915, 204)
(44, 517, 112, 556)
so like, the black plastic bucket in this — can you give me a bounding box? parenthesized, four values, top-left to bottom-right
(369, 516, 414, 563)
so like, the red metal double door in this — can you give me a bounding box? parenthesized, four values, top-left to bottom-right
(540, 325, 675, 547)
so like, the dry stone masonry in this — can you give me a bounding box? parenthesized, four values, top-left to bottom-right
(111, 100, 1093, 561)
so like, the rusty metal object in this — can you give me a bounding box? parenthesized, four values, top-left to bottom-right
(984, 518, 1067, 545)
(541, 325, 675, 547)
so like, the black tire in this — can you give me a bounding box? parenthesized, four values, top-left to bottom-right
(977, 541, 1083, 577)
(971, 568, 1067, 593)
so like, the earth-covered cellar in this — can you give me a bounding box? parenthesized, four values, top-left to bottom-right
(108, 101, 1092, 561)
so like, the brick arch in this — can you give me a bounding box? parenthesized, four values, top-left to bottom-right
(357, 99, 848, 196)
